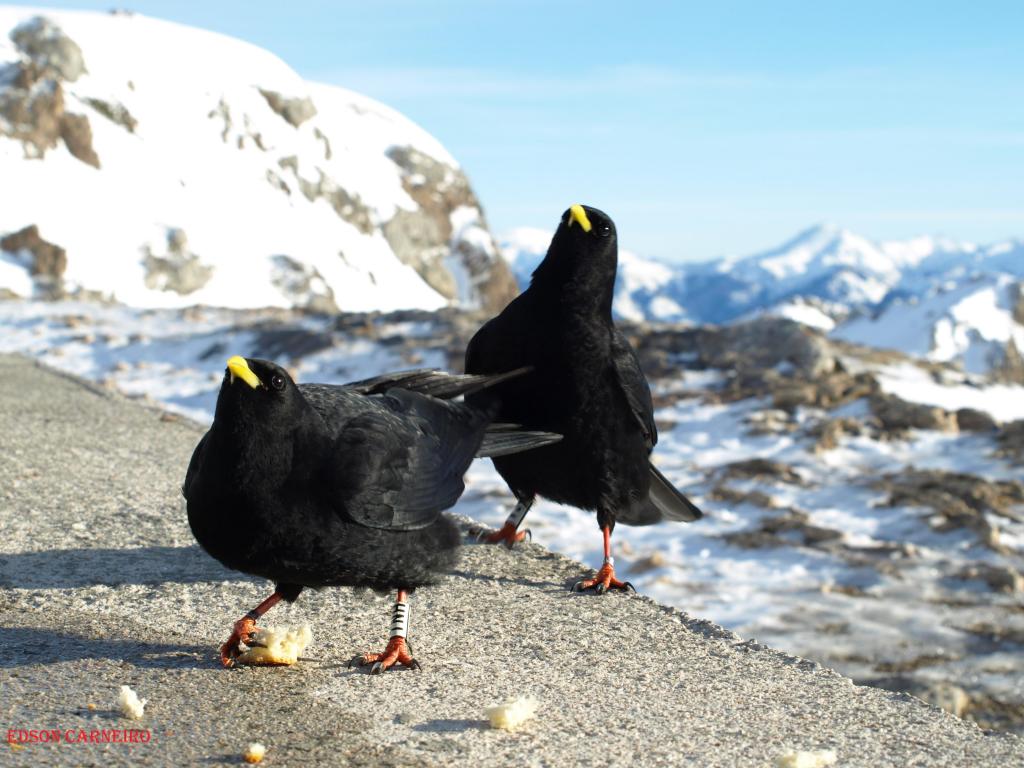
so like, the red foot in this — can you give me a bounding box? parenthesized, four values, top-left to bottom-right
(481, 521, 530, 548)
(220, 616, 257, 668)
(572, 563, 635, 595)
(354, 636, 420, 674)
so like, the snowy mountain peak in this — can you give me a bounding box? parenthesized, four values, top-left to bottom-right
(0, 8, 517, 312)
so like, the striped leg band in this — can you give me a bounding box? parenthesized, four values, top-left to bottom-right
(504, 500, 531, 530)
(389, 599, 410, 640)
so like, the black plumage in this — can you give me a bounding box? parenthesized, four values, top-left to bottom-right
(183, 356, 558, 670)
(465, 204, 702, 591)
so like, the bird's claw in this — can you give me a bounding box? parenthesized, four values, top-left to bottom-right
(219, 616, 259, 667)
(478, 521, 530, 548)
(355, 636, 420, 674)
(570, 564, 635, 595)
(369, 658, 421, 675)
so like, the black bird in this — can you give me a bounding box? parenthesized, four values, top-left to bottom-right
(183, 356, 559, 671)
(465, 204, 702, 593)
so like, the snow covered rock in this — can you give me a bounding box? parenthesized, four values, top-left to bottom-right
(0, 9, 515, 312)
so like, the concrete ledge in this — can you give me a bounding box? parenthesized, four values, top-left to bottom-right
(1, 354, 1020, 766)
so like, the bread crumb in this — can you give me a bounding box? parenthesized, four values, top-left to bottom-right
(118, 685, 147, 720)
(244, 742, 267, 763)
(485, 696, 538, 731)
(775, 749, 838, 768)
(236, 625, 312, 666)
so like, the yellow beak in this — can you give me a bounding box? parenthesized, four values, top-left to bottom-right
(568, 204, 592, 233)
(226, 356, 261, 389)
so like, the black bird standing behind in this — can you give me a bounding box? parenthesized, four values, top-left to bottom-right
(183, 356, 559, 671)
(465, 204, 702, 592)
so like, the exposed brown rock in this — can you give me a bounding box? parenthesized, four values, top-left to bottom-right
(719, 458, 806, 485)
(630, 321, 883, 412)
(995, 420, 1024, 464)
(992, 338, 1024, 386)
(384, 145, 518, 313)
(259, 89, 317, 127)
(743, 409, 796, 436)
(724, 509, 841, 549)
(809, 417, 864, 453)
(382, 207, 451, 295)
(207, 97, 232, 142)
(956, 562, 1024, 594)
(1, 224, 66, 278)
(873, 469, 1024, 549)
(0, 63, 65, 157)
(1, 224, 66, 297)
(1011, 282, 1024, 326)
(955, 407, 998, 432)
(59, 111, 99, 167)
(695, 318, 836, 378)
(313, 126, 331, 159)
(83, 96, 137, 132)
(869, 393, 958, 433)
(269, 255, 338, 314)
(626, 551, 667, 574)
(10, 16, 86, 82)
(708, 484, 778, 508)
(277, 157, 374, 235)
(265, 169, 290, 195)
(142, 228, 212, 295)
(1, 20, 99, 169)
(771, 383, 819, 411)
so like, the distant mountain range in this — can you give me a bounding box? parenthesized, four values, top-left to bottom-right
(501, 224, 1024, 378)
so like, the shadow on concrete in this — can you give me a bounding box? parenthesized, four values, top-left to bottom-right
(0, 545, 249, 589)
(0, 626, 214, 669)
(411, 718, 487, 733)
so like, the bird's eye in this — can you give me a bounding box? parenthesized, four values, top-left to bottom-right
(598, 225, 611, 238)
(271, 374, 285, 391)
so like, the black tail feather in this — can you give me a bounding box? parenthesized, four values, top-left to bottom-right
(647, 462, 702, 522)
(478, 427, 562, 458)
(345, 367, 532, 400)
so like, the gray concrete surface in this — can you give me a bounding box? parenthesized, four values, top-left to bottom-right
(0, 353, 1021, 767)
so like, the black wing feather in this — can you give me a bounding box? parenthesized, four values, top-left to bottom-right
(610, 329, 657, 450)
(330, 390, 491, 531)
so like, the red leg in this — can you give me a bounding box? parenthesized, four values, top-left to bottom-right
(220, 592, 283, 668)
(351, 589, 421, 674)
(572, 526, 635, 594)
(479, 499, 532, 548)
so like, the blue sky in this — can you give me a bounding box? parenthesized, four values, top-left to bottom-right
(19, 1, 1024, 261)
